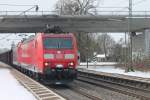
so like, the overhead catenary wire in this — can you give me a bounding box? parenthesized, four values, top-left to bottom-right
(99, 0, 127, 8)
(0, 33, 26, 40)
(97, 7, 128, 9)
(0, 33, 30, 45)
(0, 4, 36, 7)
(116, 0, 128, 6)
(116, 0, 148, 12)
(0, 34, 13, 40)
(133, 0, 147, 6)
(97, 0, 128, 11)
(0, 3, 39, 15)
(19, 5, 39, 15)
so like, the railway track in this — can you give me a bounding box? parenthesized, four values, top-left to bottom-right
(78, 70, 150, 100)
(47, 83, 102, 100)
(69, 86, 102, 100)
(11, 68, 66, 100)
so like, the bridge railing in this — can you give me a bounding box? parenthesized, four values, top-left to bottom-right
(94, 11, 150, 16)
(0, 11, 150, 16)
(0, 11, 57, 16)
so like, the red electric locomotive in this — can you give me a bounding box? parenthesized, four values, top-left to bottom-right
(12, 33, 78, 84)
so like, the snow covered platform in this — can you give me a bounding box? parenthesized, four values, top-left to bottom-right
(0, 68, 36, 100)
(78, 65, 150, 83)
(0, 62, 66, 100)
(80, 62, 117, 66)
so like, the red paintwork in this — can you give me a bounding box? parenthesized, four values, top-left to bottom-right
(13, 33, 78, 74)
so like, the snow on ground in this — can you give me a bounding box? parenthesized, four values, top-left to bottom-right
(80, 62, 117, 66)
(79, 63, 150, 78)
(0, 69, 36, 100)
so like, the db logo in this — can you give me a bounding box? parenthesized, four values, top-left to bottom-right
(57, 51, 61, 54)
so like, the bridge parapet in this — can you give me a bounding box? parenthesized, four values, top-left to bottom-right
(0, 10, 150, 17)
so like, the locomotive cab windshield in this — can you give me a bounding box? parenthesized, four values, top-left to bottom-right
(43, 37, 73, 49)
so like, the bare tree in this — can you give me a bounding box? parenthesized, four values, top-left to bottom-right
(97, 33, 116, 60)
(55, 0, 99, 15)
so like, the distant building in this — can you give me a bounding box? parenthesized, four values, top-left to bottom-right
(96, 54, 107, 62)
(132, 29, 150, 59)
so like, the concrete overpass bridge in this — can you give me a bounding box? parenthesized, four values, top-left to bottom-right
(0, 11, 150, 33)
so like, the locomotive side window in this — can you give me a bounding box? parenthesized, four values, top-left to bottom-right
(43, 37, 73, 49)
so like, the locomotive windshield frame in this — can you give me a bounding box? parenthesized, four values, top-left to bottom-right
(43, 37, 73, 49)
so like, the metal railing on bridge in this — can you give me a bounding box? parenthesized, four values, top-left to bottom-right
(0, 11, 150, 16)
(0, 11, 57, 16)
(0, 10, 150, 17)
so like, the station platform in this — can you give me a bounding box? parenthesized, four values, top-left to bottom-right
(0, 62, 36, 100)
(78, 65, 150, 84)
(0, 62, 65, 100)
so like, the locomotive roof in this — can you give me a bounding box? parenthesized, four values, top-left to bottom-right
(21, 33, 74, 44)
(43, 33, 74, 37)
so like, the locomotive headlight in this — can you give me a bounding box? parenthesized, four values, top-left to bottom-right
(44, 62, 49, 66)
(65, 54, 74, 59)
(70, 62, 74, 66)
(44, 54, 54, 59)
(68, 62, 74, 68)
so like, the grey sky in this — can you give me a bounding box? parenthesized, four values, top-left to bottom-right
(0, 0, 149, 49)
(100, 0, 150, 11)
(0, 0, 57, 11)
(0, 0, 149, 11)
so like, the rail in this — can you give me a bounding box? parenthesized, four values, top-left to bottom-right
(78, 69, 150, 100)
(47, 83, 103, 100)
